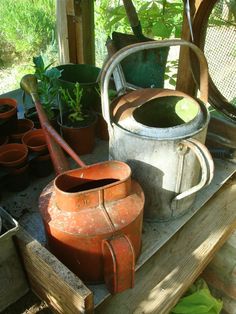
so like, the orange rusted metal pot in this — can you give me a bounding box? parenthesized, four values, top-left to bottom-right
(39, 160, 144, 294)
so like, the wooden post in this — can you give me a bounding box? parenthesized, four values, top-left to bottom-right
(56, 0, 70, 64)
(176, 0, 204, 95)
(57, 0, 95, 65)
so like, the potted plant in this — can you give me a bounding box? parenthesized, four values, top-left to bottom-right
(23, 55, 62, 129)
(0, 98, 18, 136)
(55, 63, 101, 111)
(58, 82, 97, 155)
(94, 87, 117, 141)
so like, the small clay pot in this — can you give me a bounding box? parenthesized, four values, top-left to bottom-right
(0, 143, 28, 168)
(10, 118, 34, 143)
(96, 113, 109, 141)
(0, 143, 30, 191)
(5, 164, 30, 192)
(30, 153, 53, 177)
(22, 129, 48, 154)
(0, 98, 18, 135)
(0, 135, 9, 146)
(58, 113, 97, 155)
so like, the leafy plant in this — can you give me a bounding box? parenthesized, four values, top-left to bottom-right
(33, 55, 62, 120)
(59, 83, 87, 124)
(171, 278, 223, 314)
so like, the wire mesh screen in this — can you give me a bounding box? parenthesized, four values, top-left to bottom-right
(204, 0, 236, 105)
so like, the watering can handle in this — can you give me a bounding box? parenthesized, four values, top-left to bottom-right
(101, 39, 209, 129)
(171, 138, 214, 210)
(102, 234, 135, 294)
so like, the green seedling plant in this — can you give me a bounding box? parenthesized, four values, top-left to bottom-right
(59, 83, 87, 124)
(33, 55, 62, 120)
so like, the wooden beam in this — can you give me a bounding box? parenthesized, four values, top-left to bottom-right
(56, 0, 70, 64)
(176, 0, 204, 95)
(16, 228, 94, 314)
(57, 0, 95, 65)
(96, 178, 236, 313)
(81, 0, 95, 65)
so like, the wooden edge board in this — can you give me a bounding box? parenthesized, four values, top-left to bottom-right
(15, 228, 94, 314)
(95, 178, 236, 313)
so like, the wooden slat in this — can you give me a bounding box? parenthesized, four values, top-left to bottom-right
(66, 0, 75, 16)
(56, 0, 70, 64)
(176, 0, 204, 95)
(16, 228, 94, 314)
(96, 178, 236, 314)
(81, 0, 95, 65)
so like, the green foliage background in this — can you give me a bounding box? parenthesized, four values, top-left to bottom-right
(95, 0, 183, 65)
(0, 0, 183, 93)
(0, 0, 56, 65)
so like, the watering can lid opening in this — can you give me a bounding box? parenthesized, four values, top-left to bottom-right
(111, 88, 209, 139)
(54, 160, 132, 194)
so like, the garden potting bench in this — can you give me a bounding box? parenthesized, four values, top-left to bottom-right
(1, 87, 236, 313)
(1, 1, 236, 312)
(1, 145, 236, 314)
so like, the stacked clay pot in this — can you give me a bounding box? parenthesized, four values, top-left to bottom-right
(0, 143, 30, 191)
(22, 129, 53, 177)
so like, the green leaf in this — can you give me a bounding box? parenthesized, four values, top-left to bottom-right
(33, 55, 44, 71)
(171, 279, 223, 314)
(45, 67, 62, 80)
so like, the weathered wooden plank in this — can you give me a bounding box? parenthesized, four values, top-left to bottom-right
(176, 0, 204, 95)
(16, 228, 94, 314)
(81, 0, 95, 65)
(95, 177, 236, 314)
(56, 0, 70, 64)
(66, 0, 75, 16)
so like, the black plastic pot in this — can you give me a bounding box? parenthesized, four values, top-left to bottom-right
(56, 64, 101, 111)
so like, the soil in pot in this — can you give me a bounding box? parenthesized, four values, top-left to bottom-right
(0, 98, 18, 136)
(58, 113, 97, 155)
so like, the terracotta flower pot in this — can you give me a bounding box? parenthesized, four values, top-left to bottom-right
(96, 113, 109, 141)
(0, 143, 30, 191)
(0, 135, 9, 146)
(57, 114, 97, 155)
(30, 153, 53, 178)
(10, 119, 34, 143)
(0, 143, 28, 168)
(22, 129, 48, 154)
(22, 129, 53, 177)
(5, 164, 30, 192)
(0, 98, 18, 136)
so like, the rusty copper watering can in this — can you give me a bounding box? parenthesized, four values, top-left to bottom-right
(20, 75, 144, 294)
(101, 39, 214, 222)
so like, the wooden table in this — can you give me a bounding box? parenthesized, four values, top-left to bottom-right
(1, 88, 236, 313)
(2, 151, 234, 314)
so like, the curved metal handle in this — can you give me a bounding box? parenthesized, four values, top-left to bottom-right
(171, 138, 214, 210)
(102, 235, 135, 294)
(101, 39, 209, 129)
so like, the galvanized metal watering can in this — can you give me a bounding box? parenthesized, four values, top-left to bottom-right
(20, 75, 145, 294)
(101, 39, 214, 221)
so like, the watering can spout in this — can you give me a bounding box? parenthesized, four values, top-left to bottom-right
(20, 74, 39, 102)
(20, 75, 85, 174)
